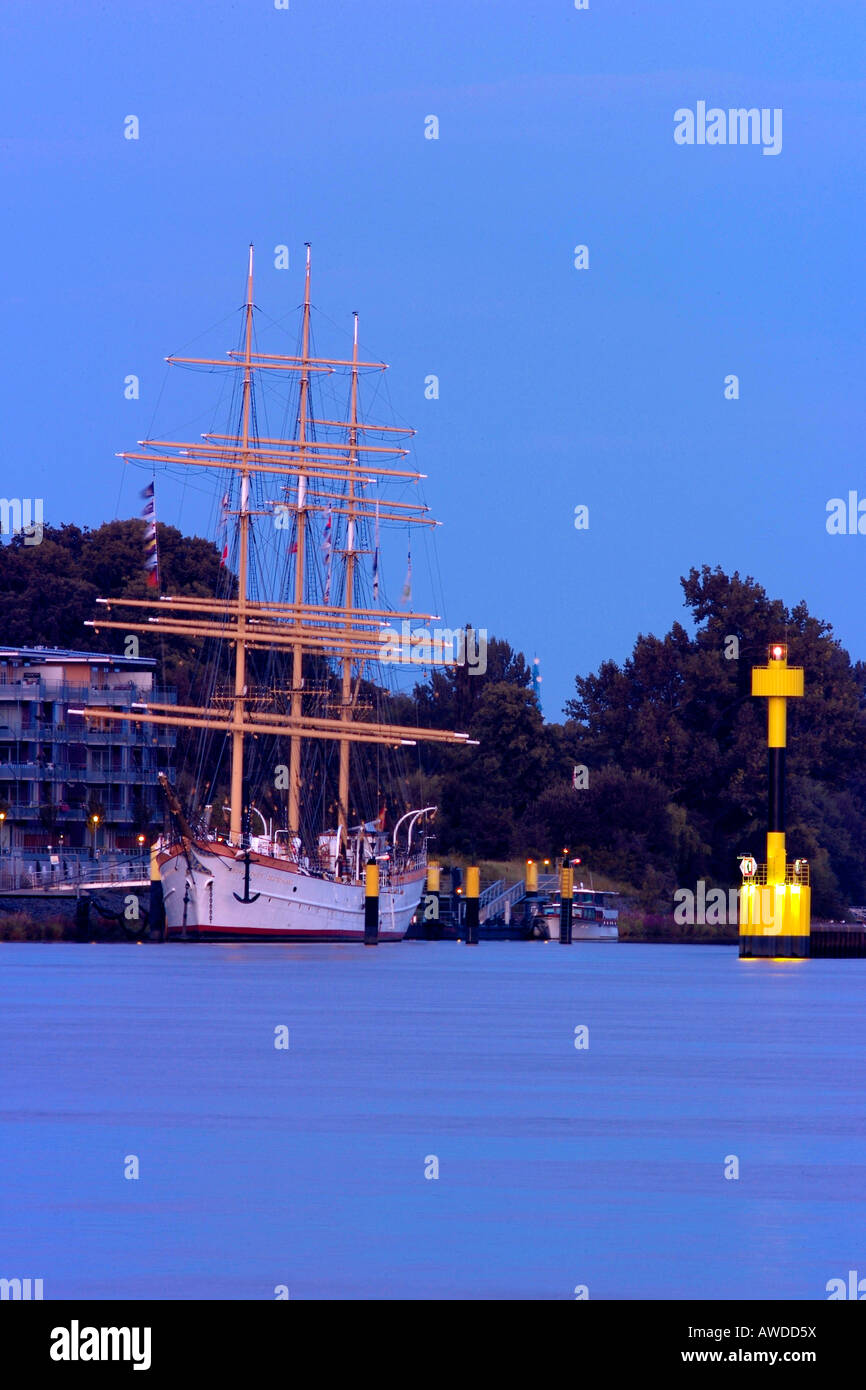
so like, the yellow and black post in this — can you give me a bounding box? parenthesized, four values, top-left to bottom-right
(465, 865, 480, 945)
(149, 843, 165, 941)
(739, 643, 810, 959)
(422, 861, 441, 938)
(525, 858, 538, 929)
(559, 864, 574, 944)
(364, 861, 379, 946)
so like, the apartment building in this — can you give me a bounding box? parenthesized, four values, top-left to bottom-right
(0, 647, 175, 855)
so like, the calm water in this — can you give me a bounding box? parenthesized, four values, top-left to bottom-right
(1, 941, 864, 1300)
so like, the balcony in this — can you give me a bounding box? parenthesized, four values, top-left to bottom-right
(2, 802, 137, 818)
(0, 680, 175, 704)
(32, 728, 175, 746)
(85, 769, 164, 785)
(0, 763, 161, 783)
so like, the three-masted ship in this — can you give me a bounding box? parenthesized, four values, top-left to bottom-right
(81, 246, 474, 940)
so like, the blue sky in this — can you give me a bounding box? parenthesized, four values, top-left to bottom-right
(1, 0, 864, 715)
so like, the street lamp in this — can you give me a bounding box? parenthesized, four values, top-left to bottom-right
(89, 813, 100, 857)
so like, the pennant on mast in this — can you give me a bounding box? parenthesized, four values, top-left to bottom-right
(141, 482, 159, 589)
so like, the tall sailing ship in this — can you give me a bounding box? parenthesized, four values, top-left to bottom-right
(80, 246, 475, 940)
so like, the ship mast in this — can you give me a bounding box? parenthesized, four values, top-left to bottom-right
(337, 312, 361, 838)
(288, 244, 312, 836)
(81, 245, 479, 866)
(229, 243, 255, 844)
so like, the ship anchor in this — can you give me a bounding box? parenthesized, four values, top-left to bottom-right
(233, 851, 260, 905)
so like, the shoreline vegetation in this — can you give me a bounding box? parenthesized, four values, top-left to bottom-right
(618, 914, 738, 944)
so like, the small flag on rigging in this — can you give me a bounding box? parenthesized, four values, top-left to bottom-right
(372, 498, 380, 603)
(322, 507, 333, 604)
(401, 547, 412, 606)
(141, 482, 159, 589)
(218, 492, 230, 566)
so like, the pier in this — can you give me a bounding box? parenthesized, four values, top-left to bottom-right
(0, 854, 155, 939)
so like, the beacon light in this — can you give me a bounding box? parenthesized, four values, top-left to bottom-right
(741, 642, 809, 953)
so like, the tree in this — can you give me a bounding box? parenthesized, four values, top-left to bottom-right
(521, 767, 680, 894)
(556, 566, 866, 912)
(410, 637, 550, 857)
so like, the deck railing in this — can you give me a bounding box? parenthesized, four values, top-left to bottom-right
(744, 861, 811, 886)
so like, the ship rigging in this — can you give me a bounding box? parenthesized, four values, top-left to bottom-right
(76, 245, 475, 940)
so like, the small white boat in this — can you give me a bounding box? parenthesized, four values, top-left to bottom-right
(533, 888, 619, 942)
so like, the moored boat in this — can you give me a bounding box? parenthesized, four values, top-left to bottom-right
(532, 888, 620, 942)
(79, 247, 476, 940)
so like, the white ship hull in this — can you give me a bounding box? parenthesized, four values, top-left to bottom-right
(158, 841, 424, 941)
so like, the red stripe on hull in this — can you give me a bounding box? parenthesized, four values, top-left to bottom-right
(166, 925, 405, 941)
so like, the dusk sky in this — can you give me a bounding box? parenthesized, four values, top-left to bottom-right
(1, 0, 863, 714)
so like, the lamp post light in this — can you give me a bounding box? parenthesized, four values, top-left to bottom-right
(90, 813, 100, 857)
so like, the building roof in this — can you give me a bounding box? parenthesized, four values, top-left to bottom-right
(0, 646, 155, 669)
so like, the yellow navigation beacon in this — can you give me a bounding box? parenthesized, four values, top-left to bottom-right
(739, 643, 810, 959)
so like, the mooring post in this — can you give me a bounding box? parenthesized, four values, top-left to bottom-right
(364, 861, 379, 945)
(74, 892, 90, 938)
(525, 858, 538, 927)
(559, 865, 574, 944)
(739, 643, 811, 959)
(465, 865, 480, 945)
(149, 843, 165, 942)
(423, 860, 441, 938)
